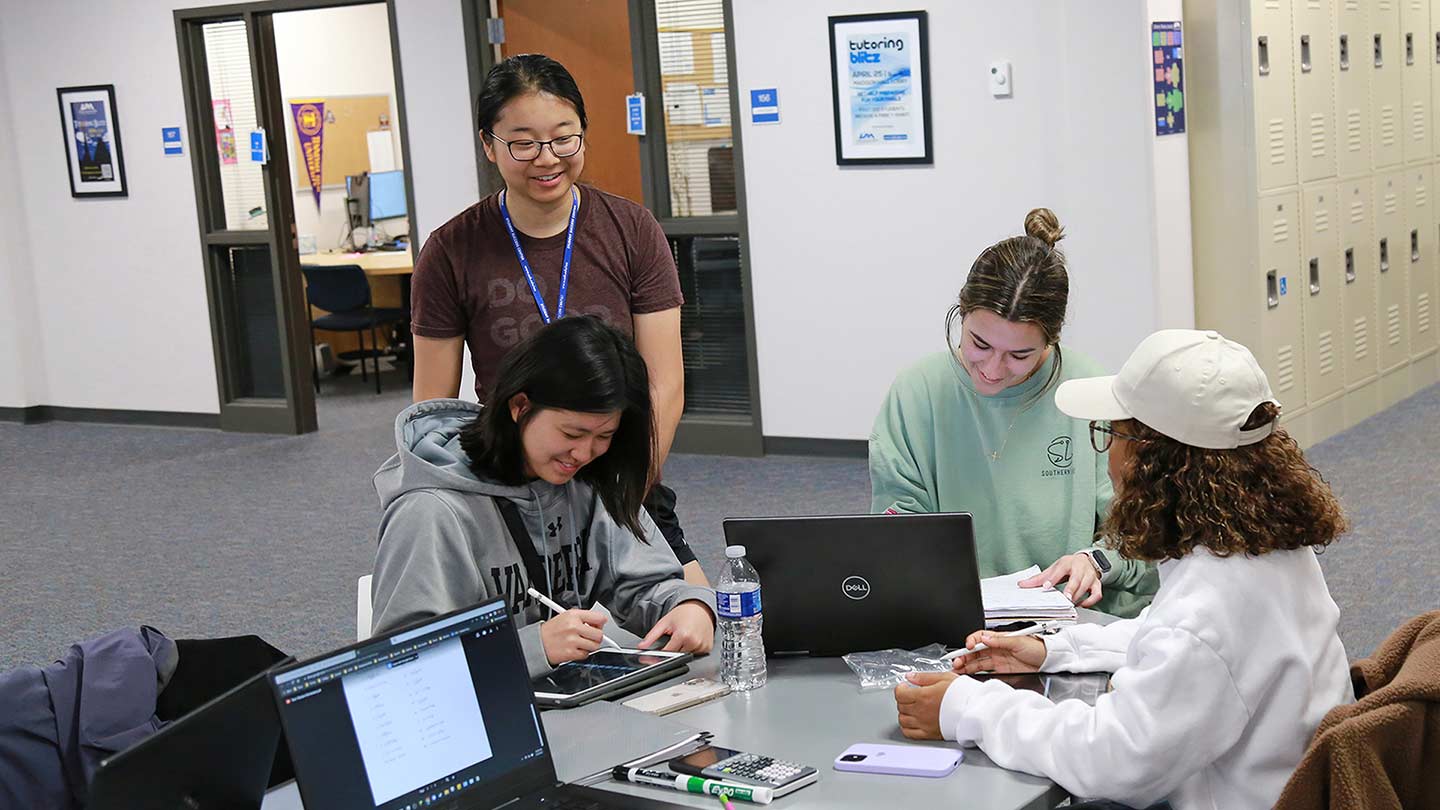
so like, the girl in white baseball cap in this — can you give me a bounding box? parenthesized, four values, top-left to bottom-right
(894, 329, 1354, 810)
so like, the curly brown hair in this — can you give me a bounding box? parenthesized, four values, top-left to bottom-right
(1103, 402, 1348, 562)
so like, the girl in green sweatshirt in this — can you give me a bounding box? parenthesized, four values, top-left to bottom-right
(869, 209, 1156, 617)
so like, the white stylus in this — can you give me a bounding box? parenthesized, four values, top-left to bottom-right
(941, 621, 1066, 661)
(527, 587, 621, 649)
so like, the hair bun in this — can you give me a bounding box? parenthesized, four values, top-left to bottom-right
(1024, 208, 1065, 248)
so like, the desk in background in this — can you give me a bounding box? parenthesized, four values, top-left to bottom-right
(300, 248, 413, 357)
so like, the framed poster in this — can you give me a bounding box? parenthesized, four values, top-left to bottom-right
(57, 84, 127, 197)
(828, 10, 932, 165)
(1151, 21, 1185, 136)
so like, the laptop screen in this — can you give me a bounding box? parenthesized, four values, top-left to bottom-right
(271, 601, 551, 810)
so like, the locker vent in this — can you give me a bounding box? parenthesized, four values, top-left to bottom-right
(1268, 119, 1288, 165)
(1346, 109, 1364, 153)
(1388, 304, 1403, 345)
(1381, 106, 1397, 147)
(1349, 198, 1365, 223)
(1344, 0, 1359, 7)
(1309, 114, 1327, 158)
(1315, 207, 1331, 232)
(1319, 330, 1336, 375)
(1305, 0, 1321, 9)
(1276, 345, 1297, 392)
(1420, 293, 1432, 334)
(1272, 217, 1290, 242)
(1418, 182, 1430, 209)
(1413, 102, 1427, 142)
(1354, 317, 1369, 361)
(1263, 0, 1281, 8)
(1384, 190, 1399, 214)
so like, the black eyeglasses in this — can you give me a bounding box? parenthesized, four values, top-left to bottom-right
(1088, 420, 1148, 453)
(487, 132, 584, 161)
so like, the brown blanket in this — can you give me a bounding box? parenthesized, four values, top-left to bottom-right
(1273, 610, 1440, 810)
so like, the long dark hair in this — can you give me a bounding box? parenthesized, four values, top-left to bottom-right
(476, 54, 589, 137)
(945, 208, 1070, 397)
(459, 316, 655, 539)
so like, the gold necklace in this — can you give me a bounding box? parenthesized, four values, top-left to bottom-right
(975, 396, 1038, 462)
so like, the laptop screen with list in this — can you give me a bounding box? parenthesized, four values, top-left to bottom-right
(273, 601, 550, 810)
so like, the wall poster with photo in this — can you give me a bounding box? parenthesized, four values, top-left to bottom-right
(827, 11, 932, 165)
(57, 84, 128, 197)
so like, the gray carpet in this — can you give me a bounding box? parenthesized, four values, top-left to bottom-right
(1, 367, 1435, 669)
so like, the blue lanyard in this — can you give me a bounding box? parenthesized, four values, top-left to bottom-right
(499, 188, 578, 324)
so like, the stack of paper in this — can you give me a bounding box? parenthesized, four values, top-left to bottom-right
(980, 565, 1078, 626)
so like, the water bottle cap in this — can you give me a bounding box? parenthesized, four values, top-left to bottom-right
(725, 545, 746, 559)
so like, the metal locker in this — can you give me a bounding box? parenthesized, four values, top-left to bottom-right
(1409, 164, 1440, 354)
(1258, 191, 1309, 411)
(1301, 185, 1348, 404)
(1337, 0, 1374, 176)
(1255, 0, 1300, 190)
(1374, 170, 1412, 370)
(1402, 0, 1433, 160)
(1432, 0, 1440, 157)
(1296, 0, 1340, 180)
(1339, 179, 1381, 386)
(1375, 0, 1405, 167)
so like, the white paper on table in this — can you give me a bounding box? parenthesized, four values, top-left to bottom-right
(981, 565, 1078, 614)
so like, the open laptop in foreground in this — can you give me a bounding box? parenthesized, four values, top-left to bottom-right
(723, 512, 985, 655)
(89, 664, 290, 810)
(269, 600, 690, 810)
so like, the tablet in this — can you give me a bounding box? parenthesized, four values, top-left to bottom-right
(532, 648, 692, 708)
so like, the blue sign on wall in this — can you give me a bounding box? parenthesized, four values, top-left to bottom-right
(625, 93, 645, 136)
(1152, 22, 1185, 136)
(750, 88, 779, 125)
(250, 129, 267, 164)
(162, 127, 183, 156)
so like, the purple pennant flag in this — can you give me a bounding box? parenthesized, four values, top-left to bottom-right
(290, 100, 325, 210)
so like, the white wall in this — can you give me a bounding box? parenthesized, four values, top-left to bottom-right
(274, 3, 405, 250)
(0, 35, 46, 408)
(0, 0, 217, 414)
(732, 0, 1193, 439)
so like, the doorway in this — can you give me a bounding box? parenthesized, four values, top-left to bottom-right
(175, 0, 417, 434)
(464, 0, 764, 455)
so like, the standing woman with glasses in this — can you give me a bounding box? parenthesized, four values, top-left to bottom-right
(869, 209, 1156, 616)
(408, 54, 706, 586)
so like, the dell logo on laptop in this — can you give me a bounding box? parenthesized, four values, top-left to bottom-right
(842, 576, 871, 600)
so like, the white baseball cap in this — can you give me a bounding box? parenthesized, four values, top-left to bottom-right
(1054, 329, 1280, 450)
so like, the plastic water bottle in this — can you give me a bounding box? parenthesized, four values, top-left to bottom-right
(717, 545, 767, 691)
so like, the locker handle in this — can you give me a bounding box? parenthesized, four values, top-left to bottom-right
(1301, 35, 1312, 72)
(1375, 33, 1384, 68)
(1259, 36, 1270, 75)
(1407, 32, 1415, 65)
(1412, 229, 1421, 262)
(1309, 259, 1321, 295)
(1340, 34, 1350, 70)
(1267, 270, 1280, 309)
(1380, 237, 1390, 272)
(1345, 247, 1356, 283)
(1435, 31, 1440, 64)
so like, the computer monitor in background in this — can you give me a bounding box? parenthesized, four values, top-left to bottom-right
(367, 170, 407, 223)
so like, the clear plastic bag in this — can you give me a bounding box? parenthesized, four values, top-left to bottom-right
(841, 643, 952, 691)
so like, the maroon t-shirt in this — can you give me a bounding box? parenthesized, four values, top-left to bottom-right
(410, 185, 683, 400)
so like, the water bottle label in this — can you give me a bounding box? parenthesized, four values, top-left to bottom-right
(717, 588, 762, 619)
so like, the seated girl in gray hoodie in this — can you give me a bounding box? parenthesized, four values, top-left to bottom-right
(371, 316, 716, 677)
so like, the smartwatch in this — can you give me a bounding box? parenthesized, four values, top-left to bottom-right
(1082, 548, 1112, 577)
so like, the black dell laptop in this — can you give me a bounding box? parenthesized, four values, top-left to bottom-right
(88, 665, 290, 810)
(723, 512, 985, 655)
(269, 600, 689, 810)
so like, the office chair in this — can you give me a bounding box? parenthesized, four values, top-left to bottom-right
(300, 264, 410, 394)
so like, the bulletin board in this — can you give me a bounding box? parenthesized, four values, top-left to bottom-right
(288, 94, 393, 186)
(658, 27, 731, 143)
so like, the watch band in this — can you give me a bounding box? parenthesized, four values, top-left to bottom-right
(1082, 548, 1112, 576)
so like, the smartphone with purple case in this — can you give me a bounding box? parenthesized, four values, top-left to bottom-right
(832, 743, 961, 777)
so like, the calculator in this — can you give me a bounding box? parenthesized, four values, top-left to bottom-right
(669, 745, 819, 794)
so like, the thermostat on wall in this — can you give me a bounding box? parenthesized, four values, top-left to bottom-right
(989, 61, 1012, 97)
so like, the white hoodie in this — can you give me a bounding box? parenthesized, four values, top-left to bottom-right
(937, 546, 1354, 809)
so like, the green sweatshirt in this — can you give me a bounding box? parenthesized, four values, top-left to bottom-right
(869, 347, 1157, 617)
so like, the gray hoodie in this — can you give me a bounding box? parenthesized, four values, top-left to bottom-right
(371, 399, 715, 677)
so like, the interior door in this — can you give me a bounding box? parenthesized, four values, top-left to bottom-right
(495, 0, 646, 204)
